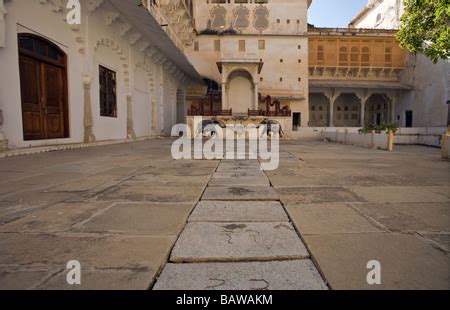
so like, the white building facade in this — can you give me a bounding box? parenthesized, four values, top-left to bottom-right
(0, 0, 200, 150)
(349, 0, 450, 127)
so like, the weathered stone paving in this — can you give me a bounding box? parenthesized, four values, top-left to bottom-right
(154, 159, 328, 290)
(0, 140, 448, 290)
(0, 140, 218, 290)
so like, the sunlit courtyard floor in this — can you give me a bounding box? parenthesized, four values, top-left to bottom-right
(0, 139, 448, 289)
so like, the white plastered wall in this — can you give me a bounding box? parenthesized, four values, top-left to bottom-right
(0, 0, 189, 148)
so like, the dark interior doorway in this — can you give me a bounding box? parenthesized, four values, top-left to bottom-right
(405, 110, 413, 128)
(293, 112, 301, 130)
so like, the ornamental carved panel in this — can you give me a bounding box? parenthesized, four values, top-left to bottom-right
(233, 5, 250, 31)
(211, 5, 227, 30)
(253, 5, 269, 32)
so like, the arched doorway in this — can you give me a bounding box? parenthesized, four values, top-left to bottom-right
(309, 93, 330, 127)
(334, 94, 360, 127)
(227, 70, 254, 114)
(365, 94, 390, 125)
(18, 34, 69, 140)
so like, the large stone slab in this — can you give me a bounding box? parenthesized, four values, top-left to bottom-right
(212, 170, 266, 178)
(49, 174, 122, 192)
(170, 222, 309, 262)
(216, 162, 261, 172)
(127, 174, 211, 187)
(0, 233, 175, 270)
(189, 201, 289, 222)
(96, 185, 204, 203)
(38, 267, 156, 290)
(276, 187, 365, 205)
(351, 202, 450, 232)
(76, 203, 194, 235)
(0, 202, 112, 233)
(348, 186, 449, 203)
(202, 186, 279, 201)
(208, 176, 270, 187)
(0, 268, 50, 290)
(154, 260, 328, 290)
(304, 232, 449, 290)
(287, 203, 382, 235)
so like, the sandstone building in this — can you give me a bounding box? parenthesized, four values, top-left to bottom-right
(0, 0, 447, 150)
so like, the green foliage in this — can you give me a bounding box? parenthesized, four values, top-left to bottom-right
(358, 123, 399, 134)
(397, 0, 450, 64)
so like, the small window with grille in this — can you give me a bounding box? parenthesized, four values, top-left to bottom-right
(99, 65, 117, 118)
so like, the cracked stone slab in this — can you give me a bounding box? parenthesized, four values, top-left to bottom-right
(304, 232, 449, 289)
(96, 185, 204, 203)
(276, 187, 365, 205)
(153, 260, 328, 290)
(0, 202, 112, 233)
(208, 176, 270, 187)
(0, 233, 176, 269)
(216, 163, 262, 172)
(287, 203, 383, 235)
(189, 201, 289, 222)
(347, 186, 450, 203)
(202, 186, 279, 201)
(212, 170, 266, 178)
(0, 268, 51, 290)
(170, 222, 309, 262)
(76, 203, 194, 235)
(38, 267, 157, 290)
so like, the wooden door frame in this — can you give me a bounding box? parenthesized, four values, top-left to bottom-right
(18, 33, 69, 140)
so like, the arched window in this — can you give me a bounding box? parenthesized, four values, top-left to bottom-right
(319, 106, 323, 111)
(344, 106, 349, 111)
(311, 106, 316, 111)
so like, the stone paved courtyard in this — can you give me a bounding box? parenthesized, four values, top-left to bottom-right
(0, 139, 448, 289)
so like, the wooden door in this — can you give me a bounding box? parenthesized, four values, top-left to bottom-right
(19, 55, 45, 140)
(18, 34, 68, 141)
(41, 63, 66, 138)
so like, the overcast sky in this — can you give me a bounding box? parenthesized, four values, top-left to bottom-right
(308, 0, 367, 28)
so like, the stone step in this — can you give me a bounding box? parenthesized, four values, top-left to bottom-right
(189, 201, 289, 222)
(153, 260, 328, 290)
(202, 186, 279, 201)
(170, 222, 309, 263)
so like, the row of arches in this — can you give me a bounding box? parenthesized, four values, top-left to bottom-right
(309, 93, 392, 127)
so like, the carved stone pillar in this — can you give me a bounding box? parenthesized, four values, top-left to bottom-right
(253, 82, 259, 110)
(387, 91, 400, 123)
(355, 90, 371, 127)
(126, 93, 136, 140)
(221, 83, 227, 110)
(324, 89, 340, 127)
(83, 76, 95, 143)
